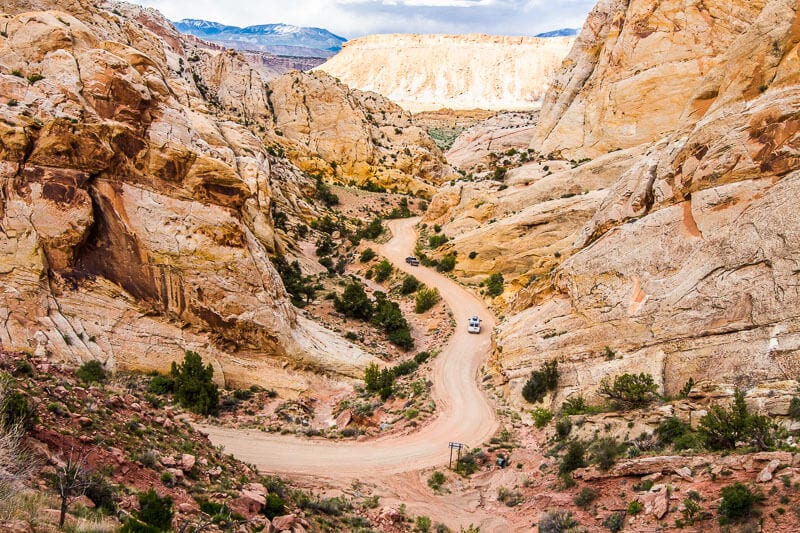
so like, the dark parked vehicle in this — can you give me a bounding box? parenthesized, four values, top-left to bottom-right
(405, 256, 420, 266)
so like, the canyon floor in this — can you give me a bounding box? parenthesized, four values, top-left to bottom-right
(200, 218, 513, 529)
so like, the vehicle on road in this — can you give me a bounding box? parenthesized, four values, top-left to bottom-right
(405, 256, 420, 266)
(467, 316, 481, 334)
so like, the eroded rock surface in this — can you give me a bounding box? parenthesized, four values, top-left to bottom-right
(0, 1, 378, 392)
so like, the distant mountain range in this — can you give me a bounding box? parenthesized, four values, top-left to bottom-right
(535, 28, 579, 38)
(173, 19, 347, 58)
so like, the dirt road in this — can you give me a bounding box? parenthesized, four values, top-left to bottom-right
(199, 218, 499, 480)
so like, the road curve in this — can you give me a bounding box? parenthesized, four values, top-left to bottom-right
(199, 218, 499, 478)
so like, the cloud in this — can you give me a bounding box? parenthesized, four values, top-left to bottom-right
(134, 0, 595, 39)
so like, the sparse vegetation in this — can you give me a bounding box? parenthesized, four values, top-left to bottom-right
(574, 487, 598, 509)
(698, 389, 773, 451)
(360, 248, 376, 262)
(401, 274, 421, 295)
(437, 253, 456, 272)
(170, 350, 219, 416)
(522, 360, 558, 404)
(538, 509, 581, 533)
(598, 372, 659, 408)
(76, 360, 107, 384)
(718, 482, 758, 524)
(374, 259, 393, 282)
(415, 287, 441, 313)
(532, 408, 553, 428)
(559, 441, 586, 474)
(485, 273, 504, 297)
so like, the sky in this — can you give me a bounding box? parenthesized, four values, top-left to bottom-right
(133, 0, 597, 39)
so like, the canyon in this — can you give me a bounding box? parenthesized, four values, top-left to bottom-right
(2, 0, 800, 531)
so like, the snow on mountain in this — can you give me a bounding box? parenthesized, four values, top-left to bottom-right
(173, 19, 346, 57)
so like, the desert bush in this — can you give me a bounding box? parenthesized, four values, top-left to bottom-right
(428, 234, 448, 248)
(718, 482, 758, 524)
(415, 287, 441, 313)
(437, 254, 456, 272)
(334, 282, 374, 320)
(76, 360, 107, 384)
(85, 473, 118, 513)
(273, 256, 315, 307)
(360, 218, 384, 240)
(401, 275, 421, 294)
(522, 360, 558, 404)
(0, 389, 36, 431)
(555, 418, 572, 439)
(532, 408, 553, 428)
(428, 471, 446, 492)
(171, 351, 219, 416)
(485, 273, 504, 297)
(627, 499, 643, 515)
(264, 493, 285, 519)
(147, 374, 174, 395)
(122, 489, 173, 532)
(598, 372, 658, 408)
(360, 248, 376, 262)
(374, 259, 393, 282)
(315, 176, 339, 206)
(591, 437, 624, 471)
(574, 487, 598, 509)
(561, 395, 592, 415)
(602, 512, 624, 532)
(497, 486, 523, 507)
(415, 515, 432, 532)
(538, 509, 581, 533)
(655, 417, 692, 445)
(414, 351, 431, 364)
(559, 441, 586, 475)
(698, 389, 773, 451)
(789, 396, 800, 421)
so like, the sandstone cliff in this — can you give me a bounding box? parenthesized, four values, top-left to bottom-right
(316, 33, 574, 113)
(0, 1, 378, 392)
(432, 0, 800, 407)
(532, 0, 768, 159)
(267, 70, 450, 196)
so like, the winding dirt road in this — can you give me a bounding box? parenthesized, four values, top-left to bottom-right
(200, 218, 498, 479)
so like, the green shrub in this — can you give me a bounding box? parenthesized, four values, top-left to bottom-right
(532, 408, 553, 428)
(148, 374, 174, 395)
(76, 360, 107, 384)
(602, 512, 624, 532)
(85, 473, 117, 514)
(559, 441, 586, 474)
(428, 470, 447, 491)
(27, 73, 44, 84)
(364, 363, 394, 399)
(789, 396, 800, 421)
(598, 372, 658, 408)
(393, 360, 419, 377)
(360, 248, 376, 262)
(374, 259, 393, 282)
(373, 292, 414, 349)
(574, 487, 598, 509)
(485, 273, 504, 297)
(679, 377, 695, 398)
(0, 389, 36, 431)
(273, 256, 315, 307)
(401, 275, 421, 294)
(264, 493, 285, 519)
(361, 218, 384, 240)
(315, 176, 339, 206)
(561, 395, 590, 415)
(415, 287, 441, 313)
(415, 515, 432, 532)
(521, 360, 558, 404)
(655, 417, 692, 445)
(414, 351, 431, 364)
(718, 482, 757, 524)
(538, 510, 580, 533)
(591, 437, 623, 471)
(555, 418, 572, 439)
(334, 282, 374, 320)
(171, 351, 219, 416)
(428, 234, 448, 248)
(627, 499, 643, 516)
(122, 489, 172, 532)
(698, 389, 773, 451)
(437, 254, 456, 272)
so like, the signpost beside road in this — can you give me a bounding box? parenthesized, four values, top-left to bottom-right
(448, 441, 465, 470)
